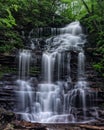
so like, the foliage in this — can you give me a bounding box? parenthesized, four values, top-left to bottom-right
(30, 67, 40, 75)
(60, 0, 95, 20)
(0, 9, 16, 28)
(9, 0, 66, 27)
(93, 63, 103, 73)
(0, 0, 67, 53)
(82, 0, 104, 76)
(0, 29, 23, 53)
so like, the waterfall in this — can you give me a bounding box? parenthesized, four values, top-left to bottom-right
(19, 49, 31, 79)
(78, 51, 85, 80)
(16, 80, 33, 112)
(16, 49, 34, 121)
(42, 52, 57, 83)
(57, 53, 61, 80)
(16, 21, 97, 123)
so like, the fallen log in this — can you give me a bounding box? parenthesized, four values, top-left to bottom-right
(80, 125, 104, 130)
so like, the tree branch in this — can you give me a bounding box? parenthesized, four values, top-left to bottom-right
(81, 0, 91, 14)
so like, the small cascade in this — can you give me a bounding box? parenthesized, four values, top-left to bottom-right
(16, 80, 33, 112)
(16, 49, 34, 121)
(42, 52, 57, 83)
(19, 49, 31, 80)
(31, 41, 35, 50)
(78, 51, 85, 80)
(57, 53, 61, 80)
(16, 21, 98, 123)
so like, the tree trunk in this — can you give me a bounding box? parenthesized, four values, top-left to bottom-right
(81, 0, 91, 14)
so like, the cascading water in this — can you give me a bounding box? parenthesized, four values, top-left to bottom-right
(19, 49, 31, 80)
(42, 52, 57, 83)
(16, 49, 34, 121)
(78, 51, 85, 79)
(16, 21, 98, 123)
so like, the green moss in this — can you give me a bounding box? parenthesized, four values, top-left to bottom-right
(92, 62, 104, 77)
(93, 63, 103, 72)
(0, 65, 17, 79)
(30, 67, 40, 74)
(99, 103, 104, 108)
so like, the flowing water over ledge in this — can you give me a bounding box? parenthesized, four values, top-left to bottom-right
(14, 21, 99, 123)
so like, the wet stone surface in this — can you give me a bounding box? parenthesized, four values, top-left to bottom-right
(0, 108, 104, 130)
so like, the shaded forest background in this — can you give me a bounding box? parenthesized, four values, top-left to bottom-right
(0, 0, 104, 77)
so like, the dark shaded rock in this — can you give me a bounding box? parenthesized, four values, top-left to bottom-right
(29, 77, 38, 88)
(0, 55, 16, 66)
(2, 123, 14, 130)
(3, 85, 15, 90)
(0, 108, 16, 124)
(13, 120, 47, 130)
(98, 109, 104, 119)
(0, 81, 4, 85)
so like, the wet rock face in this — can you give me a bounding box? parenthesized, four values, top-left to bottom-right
(0, 49, 103, 113)
(85, 48, 104, 89)
(0, 110, 47, 130)
(0, 44, 104, 90)
(0, 108, 16, 124)
(0, 108, 47, 130)
(0, 74, 16, 110)
(12, 121, 47, 130)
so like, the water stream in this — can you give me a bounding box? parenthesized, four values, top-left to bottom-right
(15, 21, 98, 123)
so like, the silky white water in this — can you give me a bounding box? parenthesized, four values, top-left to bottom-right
(16, 21, 98, 123)
(19, 49, 31, 80)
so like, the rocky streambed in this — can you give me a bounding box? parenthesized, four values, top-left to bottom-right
(0, 109, 104, 130)
(0, 80, 104, 130)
